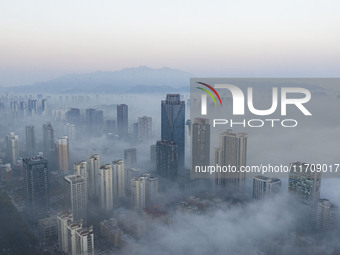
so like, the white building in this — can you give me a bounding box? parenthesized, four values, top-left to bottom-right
(6, 132, 19, 165)
(76, 227, 94, 255)
(88, 154, 100, 198)
(131, 175, 158, 210)
(74, 161, 88, 199)
(57, 212, 73, 253)
(98, 164, 113, 211)
(112, 159, 125, 199)
(64, 175, 87, 224)
(58, 211, 94, 255)
(253, 175, 281, 199)
(214, 129, 247, 190)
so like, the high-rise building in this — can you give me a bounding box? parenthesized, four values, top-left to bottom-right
(38, 216, 57, 245)
(138, 116, 152, 142)
(288, 162, 321, 203)
(191, 118, 210, 170)
(43, 122, 55, 161)
(25, 125, 36, 156)
(86, 108, 104, 137)
(58, 213, 95, 255)
(64, 175, 87, 224)
(253, 176, 281, 199)
(214, 129, 247, 190)
(98, 164, 113, 211)
(75, 226, 94, 255)
(150, 144, 156, 165)
(112, 160, 125, 199)
(74, 161, 88, 199)
(124, 148, 137, 169)
(66, 108, 80, 125)
(125, 168, 140, 196)
(6, 132, 19, 165)
(316, 199, 340, 233)
(67, 221, 83, 255)
(57, 212, 73, 253)
(133, 122, 138, 144)
(88, 154, 100, 198)
(145, 175, 158, 206)
(156, 140, 178, 180)
(131, 174, 158, 210)
(41, 98, 48, 113)
(57, 136, 69, 172)
(117, 104, 128, 139)
(28, 99, 38, 115)
(99, 218, 123, 247)
(161, 94, 185, 167)
(23, 156, 49, 219)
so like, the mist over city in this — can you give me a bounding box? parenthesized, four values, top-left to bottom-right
(1, 0, 340, 255)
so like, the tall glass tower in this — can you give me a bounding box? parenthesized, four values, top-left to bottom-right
(161, 94, 185, 167)
(23, 156, 49, 219)
(117, 104, 128, 139)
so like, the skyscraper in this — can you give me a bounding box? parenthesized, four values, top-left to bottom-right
(6, 132, 19, 165)
(131, 176, 146, 210)
(57, 136, 69, 172)
(117, 104, 128, 139)
(57, 212, 94, 255)
(316, 199, 340, 233)
(161, 94, 185, 167)
(67, 221, 83, 255)
(64, 175, 87, 224)
(131, 174, 158, 210)
(57, 212, 72, 253)
(124, 148, 137, 169)
(86, 108, 104, 137)
(125, 168, 140, 196)
(138, 116, 152, 142)
(288, 162, 321, 203)
(191, 118, 210, 170)
(23, 156, 49, 219)
(150, 145, 156, 165)
(156, 140, 178, 180)
(74, 161, 88, 199)
(145, 175, 158, 206)
(75, 226, 94, 255)
(66, 108, 80, 125)
(214, 129, 247, 190)
(88, 154, 100, 198)
(43, 122, 55, 161)
(25, 125, 36, 156)
(112, 160, 125, 199)
(98, 164, 113, 211)
(133, 122, 138, 144)
(253, 176, 281, 199)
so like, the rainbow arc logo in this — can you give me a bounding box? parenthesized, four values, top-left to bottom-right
(196, 82, 222, 106)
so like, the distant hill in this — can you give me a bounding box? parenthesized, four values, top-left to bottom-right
(2, 66, 191, 94)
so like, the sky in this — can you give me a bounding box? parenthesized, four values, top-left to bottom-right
(1, 0, 340, 87)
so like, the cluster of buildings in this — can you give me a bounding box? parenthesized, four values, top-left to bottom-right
(1, 91, 339, 254)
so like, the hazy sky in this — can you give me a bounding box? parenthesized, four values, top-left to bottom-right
(1, 0, 340, 86)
